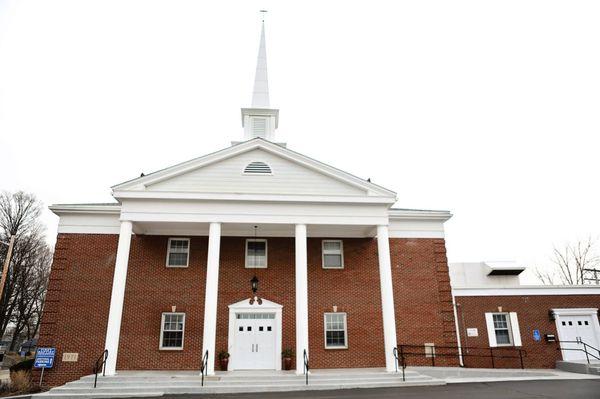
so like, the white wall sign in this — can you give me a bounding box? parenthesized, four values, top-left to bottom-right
(467, 328, 479, 337)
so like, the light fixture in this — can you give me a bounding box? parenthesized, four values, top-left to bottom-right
(251, 276, 259, 294)
(548, 310, 556, 321)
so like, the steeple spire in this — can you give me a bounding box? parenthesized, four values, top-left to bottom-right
(251, 15, 270, 108)
(240, 11, 280, 143)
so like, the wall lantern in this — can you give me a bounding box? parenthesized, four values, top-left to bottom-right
(251, 276, 259, 294)
(548, 309, 556, 321)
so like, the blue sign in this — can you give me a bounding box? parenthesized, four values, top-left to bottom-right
(34, 347, 56, 369)
(533, 329, 541, 342)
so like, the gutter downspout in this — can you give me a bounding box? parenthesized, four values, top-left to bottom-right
(452, 293, 464, 367)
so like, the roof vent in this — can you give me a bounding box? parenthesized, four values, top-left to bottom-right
(244, 161, 272, 174)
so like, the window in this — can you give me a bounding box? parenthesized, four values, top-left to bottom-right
(160, 313, 185, 350)
(322, 240, 344, 269)
(492, 313, 512, 345)
(324, 313, 348, 349)
(243, 161, 272, 174)
(246, 239, 267, 268)
(166, 238, 189, 267)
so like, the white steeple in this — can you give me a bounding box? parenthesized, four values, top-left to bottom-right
(241, 12, 279, 142)
(251, 21, 270, 108)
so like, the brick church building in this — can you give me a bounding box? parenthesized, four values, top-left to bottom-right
(37, 21, 599, 387)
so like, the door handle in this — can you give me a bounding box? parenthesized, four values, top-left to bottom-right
(252, 344, 254, 352)
(256, 344, 258, 352)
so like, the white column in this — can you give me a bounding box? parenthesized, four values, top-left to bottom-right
(104, 220, 133, 376)
(376, 224, 398, 372)
(295, 224, 309, 374)
(201, 222, 221, 375)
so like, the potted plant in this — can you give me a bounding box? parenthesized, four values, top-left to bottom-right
(218, 351, 230, 371)
(281, 348, 294, 370)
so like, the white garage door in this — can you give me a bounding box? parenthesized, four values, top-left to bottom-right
(557, 315, 600, 361)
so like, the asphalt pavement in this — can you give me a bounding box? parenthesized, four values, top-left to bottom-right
(146, 379, 600, 399)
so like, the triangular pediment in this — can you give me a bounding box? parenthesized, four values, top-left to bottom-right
(112, 139, 396, 200)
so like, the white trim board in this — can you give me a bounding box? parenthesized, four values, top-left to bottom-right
(453, 286, 600, 297)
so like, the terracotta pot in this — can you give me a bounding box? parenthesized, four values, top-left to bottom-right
(219, 358, 229, 371)
(283, 357, 292, 370)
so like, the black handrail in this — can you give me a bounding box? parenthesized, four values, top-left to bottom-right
(303, 349, 309, 385)
(557, 340, 600, 364)
(200, 350, 209, 387)
(92, 349, 108, 388)
(393, 347, 406, 381)
(398, 344, 526, 369)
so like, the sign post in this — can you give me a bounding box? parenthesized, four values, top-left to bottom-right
(34, 348, 56, 386)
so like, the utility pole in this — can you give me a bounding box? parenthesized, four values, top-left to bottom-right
(0, 236, 16, 304)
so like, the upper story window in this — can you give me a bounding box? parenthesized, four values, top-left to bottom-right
(166, 238, 190, 267)
(246, 239, 267, 268)
(322, 240, 344, 269)
(324, 312, 348, 349)
(243, 161, 272, 175)
(160, 312, 185, 350)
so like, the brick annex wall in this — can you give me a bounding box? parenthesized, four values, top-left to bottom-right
(36, 234, 456, 385)
(391, 238, 459, 367)
(455, 295, 600, 369)
(35, 234, 118, 386)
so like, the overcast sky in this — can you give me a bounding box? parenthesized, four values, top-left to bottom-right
(1, 1, 599, 283)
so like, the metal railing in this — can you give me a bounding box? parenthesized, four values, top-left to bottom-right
(303, 349, 309, 385)
(557, 339, 600, 364)
(92, 349, 108, 388)
(200, 350, 209, 387)
(396, 344, 526, 374)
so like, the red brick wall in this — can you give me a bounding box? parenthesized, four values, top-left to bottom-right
(391, 238, 459, 366)
(455, 295, 600, 368)
(37, 234, 455, 385)
(35, 234, 118, 386)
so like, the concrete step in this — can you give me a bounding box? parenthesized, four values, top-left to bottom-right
(556, 360, 600, 375)
(40, 369, 444, 398)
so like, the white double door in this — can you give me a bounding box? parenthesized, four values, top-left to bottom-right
(233, 313, 276, 369)
(558, 315, 600, 361)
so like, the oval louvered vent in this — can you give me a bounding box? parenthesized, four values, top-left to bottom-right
(244, 161, 272, 174)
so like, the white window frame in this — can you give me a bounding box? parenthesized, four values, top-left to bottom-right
(324, 312, 348, 349)
(165, 237, 190, 268)
(490, 312, 513, 346)
(159, 312, 185, 350)
(245, 239, 268, 268)
(322, 240, 344, 269)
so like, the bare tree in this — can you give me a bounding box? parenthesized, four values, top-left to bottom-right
(0, 191, 52, 349)
(535, 237, 600, 285)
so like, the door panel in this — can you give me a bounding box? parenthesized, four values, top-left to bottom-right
(558, 315, 599, 361)
(233, 313, 276, 369)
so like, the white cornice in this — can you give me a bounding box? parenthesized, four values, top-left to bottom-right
(112, 191, 395, 204)
(389, 209, 452, 222)
(453, 286, 600, 297)
(49, 204, 121, 215)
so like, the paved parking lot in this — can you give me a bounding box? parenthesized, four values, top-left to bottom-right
(153, 379, 600, 399)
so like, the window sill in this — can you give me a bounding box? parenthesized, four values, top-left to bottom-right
(324, 346, 348, 350)
(166, 265, 189, 268)
(159, 347, 184, 351)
